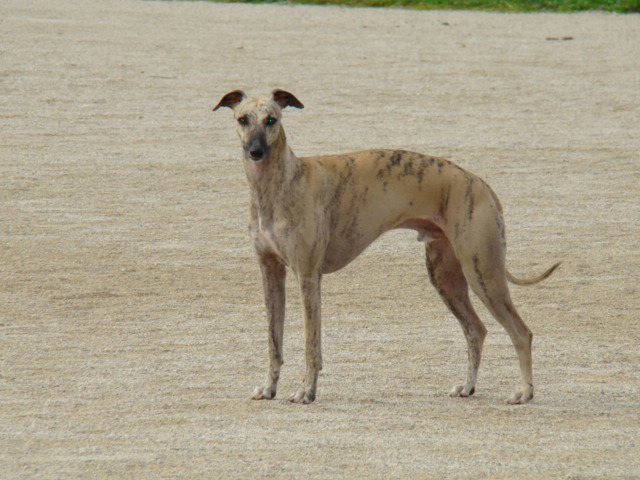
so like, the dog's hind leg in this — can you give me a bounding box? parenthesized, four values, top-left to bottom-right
(462, 250, 535, 404)
(426, 238, 488, 398)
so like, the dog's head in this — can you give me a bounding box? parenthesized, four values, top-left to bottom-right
(214, 89, 304, 162)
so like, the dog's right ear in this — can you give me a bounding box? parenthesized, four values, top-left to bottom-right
(213, 90, 246, 111)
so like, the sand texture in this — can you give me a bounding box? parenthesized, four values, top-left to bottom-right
(1, 1, 639, 478)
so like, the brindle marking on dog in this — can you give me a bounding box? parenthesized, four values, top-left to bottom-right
(214, 89, 560, 405)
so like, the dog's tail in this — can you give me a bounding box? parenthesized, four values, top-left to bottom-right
(507, 262, 561, 286)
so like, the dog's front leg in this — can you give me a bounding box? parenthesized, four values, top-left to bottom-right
(289, 273, 322, 404)
(252, 255, 286, 400)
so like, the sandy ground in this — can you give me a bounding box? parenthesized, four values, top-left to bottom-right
(1, 0, 639, 478)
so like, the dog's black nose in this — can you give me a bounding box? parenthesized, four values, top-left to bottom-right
(246, 137, 268, 162)
(249, 147, 266, 161)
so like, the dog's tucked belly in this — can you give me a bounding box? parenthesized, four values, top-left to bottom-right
(320, 218, 446, 274)
(395, 218, 447, 243)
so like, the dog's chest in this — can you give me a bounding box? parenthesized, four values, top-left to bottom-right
(254, 215, 289, 262)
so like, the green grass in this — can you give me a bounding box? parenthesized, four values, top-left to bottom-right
(210, 0, 640, 12)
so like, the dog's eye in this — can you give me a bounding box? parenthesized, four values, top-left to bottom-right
(238, 116, 248, 126)
(265, 117, 277, 126)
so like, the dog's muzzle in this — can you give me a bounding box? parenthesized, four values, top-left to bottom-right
(245, 136, 269, 162)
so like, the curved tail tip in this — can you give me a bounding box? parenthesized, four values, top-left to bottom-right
(508, 261, 561, 286)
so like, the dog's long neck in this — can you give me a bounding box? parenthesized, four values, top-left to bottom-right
(245, 127, 303, 222)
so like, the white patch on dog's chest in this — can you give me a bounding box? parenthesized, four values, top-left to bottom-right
(257, 216, 287, 260)
(258, 229, 281, 255)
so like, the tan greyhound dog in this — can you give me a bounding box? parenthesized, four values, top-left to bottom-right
(214, 89, 559, 405)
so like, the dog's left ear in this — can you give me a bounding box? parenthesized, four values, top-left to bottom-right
(213, 90, 246, 111)
(272, 89, 304, 109)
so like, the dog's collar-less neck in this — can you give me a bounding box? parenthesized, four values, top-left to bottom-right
(246, 143, 299, 219)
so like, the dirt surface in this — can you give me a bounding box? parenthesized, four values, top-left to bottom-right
(1, 1, 639, 478)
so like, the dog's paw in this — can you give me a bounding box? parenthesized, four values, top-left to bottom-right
(449, 383, 476, 398)
(251, 385, 276, 400)
(288, 389, 315, 404)
(507, 385, 534, 405)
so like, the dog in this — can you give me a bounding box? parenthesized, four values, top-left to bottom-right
(214, 89, 559, 405)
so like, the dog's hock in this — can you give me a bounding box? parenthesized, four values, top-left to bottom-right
(213, 90, 246, 111)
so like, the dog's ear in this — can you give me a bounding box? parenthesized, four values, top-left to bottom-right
(213, 90, 246, 111)
(272, 89, 304, 109)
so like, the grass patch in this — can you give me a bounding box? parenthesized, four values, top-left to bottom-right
(209, 0, 640, 12)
